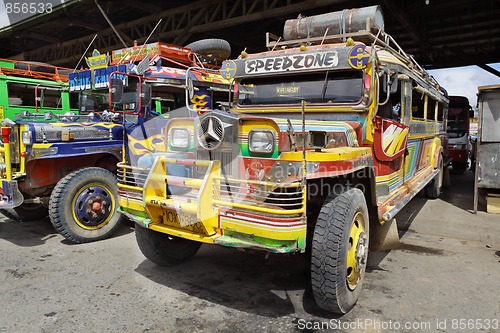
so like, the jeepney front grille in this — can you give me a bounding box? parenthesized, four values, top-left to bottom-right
(33, 125, 110, 141)
(195, 111, 239, 177)
(117, 165, 145, 201)
(213, 179, 304, 212)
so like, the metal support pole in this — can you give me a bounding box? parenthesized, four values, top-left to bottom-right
(95, 0, 128, 48)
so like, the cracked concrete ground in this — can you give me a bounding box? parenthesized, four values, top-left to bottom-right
(0, 170, 499, 333)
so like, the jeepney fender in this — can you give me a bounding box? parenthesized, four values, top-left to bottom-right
(431, 137, 443, 169)
(21, 149, 121, 190)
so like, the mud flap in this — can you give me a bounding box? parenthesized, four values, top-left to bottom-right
(0, 180, 24, 209)
(370, 218, 400, 251)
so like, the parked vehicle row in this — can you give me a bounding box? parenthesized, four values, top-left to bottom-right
(0, 39, 231, 242)
(1, 5, 460, 314)
(117, 5, 449, 313)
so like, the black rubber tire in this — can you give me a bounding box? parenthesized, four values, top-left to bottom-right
(135, 225, 201, 266)
(311, 188, 370, 314)
(48, 167, 123, 243)
(0, 204, 48, 222)
(426, 157, 443, 199)
(185, 38, 231, 62)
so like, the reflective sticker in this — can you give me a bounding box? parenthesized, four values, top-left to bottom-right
(348, 44, 370, 69)
(220, 60, 237, 80)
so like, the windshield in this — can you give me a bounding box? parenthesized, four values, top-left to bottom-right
(80, 91, 139, 114)
(237, 71, 363, 106)
(80, 92, 108, 114)
(447, 106, 468, 138)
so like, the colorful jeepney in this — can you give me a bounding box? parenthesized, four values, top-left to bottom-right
(118, 6, 448, 313)
(0, 59, 76, 121)
(0, 40, 230, 243)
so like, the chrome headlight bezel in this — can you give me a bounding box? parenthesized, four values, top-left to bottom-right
(169, 128, 190, 151)
(248, 129, 275, 155)
(22, 131, 33, 145)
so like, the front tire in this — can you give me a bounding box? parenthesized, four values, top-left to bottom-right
(0, 203, 48, 221)
(48, 167, 122, 243)
(311, 188, 370, 314)
(135, 225, 201, 266)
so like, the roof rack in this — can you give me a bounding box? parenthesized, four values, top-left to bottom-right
(0, 58, 72, 82)
(110, 41, 223, 70)
(266, 18, 442, 92)
(110, 42, 194, 66)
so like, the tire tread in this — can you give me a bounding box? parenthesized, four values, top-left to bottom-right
(311, 188, 369, 314)
(48, 167, 122, 243)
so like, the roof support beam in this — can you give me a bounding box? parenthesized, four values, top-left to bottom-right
(18, 0, 349, 65)
(477, 64, 500, 79)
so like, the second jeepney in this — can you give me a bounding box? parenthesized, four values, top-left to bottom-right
(0, 39, 230, 243)
(118, 6, 448, 313)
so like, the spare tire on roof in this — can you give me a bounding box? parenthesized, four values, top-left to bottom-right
(185, 38, 231, 63)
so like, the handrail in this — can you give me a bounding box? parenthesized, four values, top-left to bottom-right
(266, 20, 443, 94)
(0, 58, 73, 82)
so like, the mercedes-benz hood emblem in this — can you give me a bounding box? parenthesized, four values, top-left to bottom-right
(197, 116, 224, 150)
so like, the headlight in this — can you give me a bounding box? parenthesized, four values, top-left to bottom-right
(248, 130, 275, 155)
(170, 128, 190, 150)
(22, 131, 32, 145)
(451, 144, 466, 150)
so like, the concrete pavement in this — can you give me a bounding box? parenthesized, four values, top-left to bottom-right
(0, 170, 499, 332)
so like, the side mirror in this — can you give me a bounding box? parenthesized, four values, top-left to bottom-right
(469, 109, 475, 118)
(382, 72, 398, 94)
(141, 84, 152, 107)
(110, 79, 124, 104)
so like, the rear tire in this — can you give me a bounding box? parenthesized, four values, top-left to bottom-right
(48, 167, 122, 243)
(311, 188, 370, 314)
(135, 225, 201, 266)
(0, 204, 48, 221)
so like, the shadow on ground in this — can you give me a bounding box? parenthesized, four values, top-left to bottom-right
(441, 169, 480, 212)
(135, 244, 350, 319)
(0, 216, 135, 247)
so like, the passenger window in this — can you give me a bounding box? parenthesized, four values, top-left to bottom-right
(428, 98, 436, 121)
(436, 102, 445, 121)
(411, 88, 425, 120)
(378, 79, 402, 122)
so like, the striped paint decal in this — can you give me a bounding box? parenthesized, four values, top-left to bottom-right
(375, 140, 420, 192)
(273, 118, 358, 146)
(403, 140, 420, 181)
(376, 171, 403, 192)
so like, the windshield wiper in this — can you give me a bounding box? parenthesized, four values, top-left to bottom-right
(321, 71, 329, 99)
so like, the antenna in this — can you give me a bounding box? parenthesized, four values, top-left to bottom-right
(320, 27, 329, 45)
(95, 0, 128, 48)
(271, 37, 281, 51)
(73, 34, 98, 72)
(132, 19, 163, 63)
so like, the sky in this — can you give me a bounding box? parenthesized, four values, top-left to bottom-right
(0, 0, 499, 106)
(429, 63, 500, 107)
